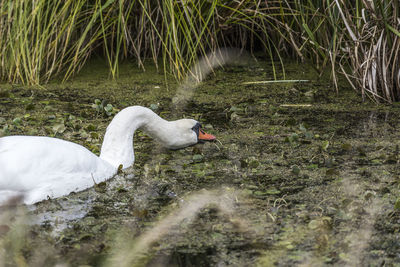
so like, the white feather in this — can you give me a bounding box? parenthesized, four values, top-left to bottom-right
(0, 106, 199, 204)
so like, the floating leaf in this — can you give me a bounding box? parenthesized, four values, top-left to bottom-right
(12, 117, 22, 125)
(230, 112, 240, 122)
(299, 123, 307, 132)
(192, 154, 204, 163)
(229, 106, 242, 112)
(52, 123, 66, 134)
(371, 159, 382, 165)
(321, 140, 329, 151)
(308, 219, 320, 230)
(104, 104, 113, 113)
(307, 164, 318, 170)
(304, 131, 313, 139)
(265, 188, 281, 195)
(285, 133, 299, 143)
(253, 191, 267, 196)
(150, 103, 159, 111)
(304, 90, 314, 99)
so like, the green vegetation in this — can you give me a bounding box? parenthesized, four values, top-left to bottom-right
(0, 1, 399, 101)
(1, 62, 400, 265)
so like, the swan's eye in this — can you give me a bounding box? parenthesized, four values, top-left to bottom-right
(192, 122, 201, 138)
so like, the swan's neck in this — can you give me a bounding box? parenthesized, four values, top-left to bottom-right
(99, 106, 169, 168)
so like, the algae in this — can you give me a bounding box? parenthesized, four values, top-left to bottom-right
(0, 60, 400, 266)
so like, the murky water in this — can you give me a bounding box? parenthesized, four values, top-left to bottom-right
(1, 60, 400, 266)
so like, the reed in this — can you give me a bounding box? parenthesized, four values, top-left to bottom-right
(0, 0, 398, 102)
(280, 0, 400, 102)
(0, 0, 292, 84)
(333, 0, 400, 102)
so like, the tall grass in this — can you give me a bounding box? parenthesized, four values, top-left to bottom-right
(278, 0, 400, 102)
(0, 0, 286, 84)
(333, 0, 400, 102)
(0, 0, 399, 102)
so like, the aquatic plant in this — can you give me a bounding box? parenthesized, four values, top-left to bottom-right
(92, 99, 115, 117)
(105, 188, 246, 267)
(334, 0, 400, 103)
(282, 0, 400, 102)
(0, 0, 287, 84)
(1, 60, 400, 266)
(0, 1, 399, 100)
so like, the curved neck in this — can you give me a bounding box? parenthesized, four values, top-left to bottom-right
(99, 106, 168, 168)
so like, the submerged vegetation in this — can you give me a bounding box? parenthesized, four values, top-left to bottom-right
(0, 62, 400, 265)
(0, 0, 399, 101)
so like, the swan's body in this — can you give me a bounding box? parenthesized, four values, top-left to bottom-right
(0, 136, 116, 204)
(0, 106, 215, 204)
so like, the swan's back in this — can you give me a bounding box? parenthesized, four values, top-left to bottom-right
(0, 136, 116, 204)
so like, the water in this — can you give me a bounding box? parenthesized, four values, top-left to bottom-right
(1, 59, 400, 266)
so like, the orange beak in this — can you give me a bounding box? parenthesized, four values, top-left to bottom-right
(198, 129, 216, 141)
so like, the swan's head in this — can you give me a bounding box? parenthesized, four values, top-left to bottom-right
(164, 119, 216, 149)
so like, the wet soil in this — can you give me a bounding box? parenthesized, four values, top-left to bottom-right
(1, 60, 400, 266)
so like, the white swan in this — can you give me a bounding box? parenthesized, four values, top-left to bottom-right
(0, 106, 215, 205)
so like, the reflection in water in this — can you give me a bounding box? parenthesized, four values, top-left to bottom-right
(361, 111, 391, 137)
(28, 196, 94, 234)
(20, 172, 137, 234)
